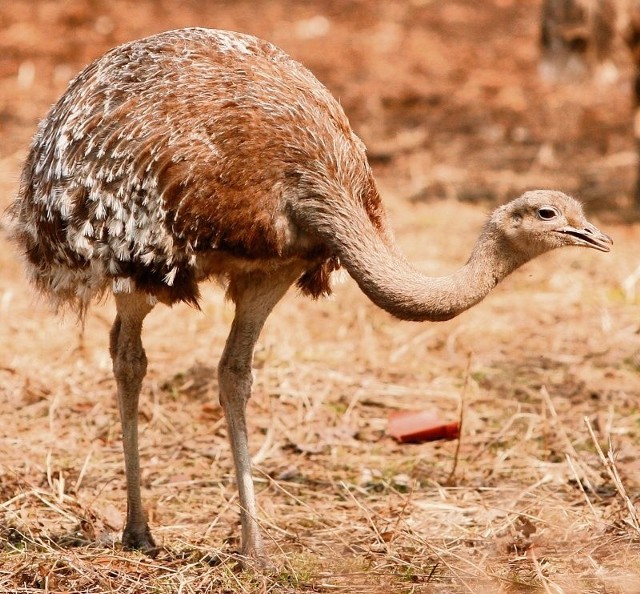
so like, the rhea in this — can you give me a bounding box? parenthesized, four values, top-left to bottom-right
(9, 28, 612, 563)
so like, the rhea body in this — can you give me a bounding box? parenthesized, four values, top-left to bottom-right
(10, 28, 612, 562)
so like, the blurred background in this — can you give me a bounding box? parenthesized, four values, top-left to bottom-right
(1, 0, 637, 215)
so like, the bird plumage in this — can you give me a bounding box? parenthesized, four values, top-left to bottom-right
(9, 28, 384, 313)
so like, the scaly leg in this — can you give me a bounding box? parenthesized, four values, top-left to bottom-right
(218, 267, 300, 563)
(109, 291, 156, 553)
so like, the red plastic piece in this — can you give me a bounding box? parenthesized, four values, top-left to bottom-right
(387, 409, 460, 443)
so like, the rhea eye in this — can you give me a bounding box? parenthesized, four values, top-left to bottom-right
(568, 36, 588, 54)
(537, 206, 559, 221)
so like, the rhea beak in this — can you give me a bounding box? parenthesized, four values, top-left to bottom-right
(556, 223, 613, 252)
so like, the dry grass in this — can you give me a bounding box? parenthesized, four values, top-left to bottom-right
(3, 0, 640, 592)
(3, 198, 640, 593)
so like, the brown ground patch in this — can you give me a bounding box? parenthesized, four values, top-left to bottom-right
(2, 1, 640, 592)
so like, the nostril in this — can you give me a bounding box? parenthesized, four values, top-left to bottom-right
(583, 227, 593, 234)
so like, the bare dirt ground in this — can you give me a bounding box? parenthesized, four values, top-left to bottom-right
(2, 0, 640, 592)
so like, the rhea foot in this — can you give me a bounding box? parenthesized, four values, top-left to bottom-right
(122, 524, 158, 557)
(237, 542, 276, 572)
(239, 552, 275, 572)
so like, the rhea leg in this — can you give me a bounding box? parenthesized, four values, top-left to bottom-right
(218, 269, 298, 562)
(109, 291, 155, 553)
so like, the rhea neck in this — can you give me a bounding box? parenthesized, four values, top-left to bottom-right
(352, 222, 529, 322)
(294, 195, 529, 323)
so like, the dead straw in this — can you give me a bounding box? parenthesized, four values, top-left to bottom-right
(584, 416, 640, 536)
(446, 352, 471, 485)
